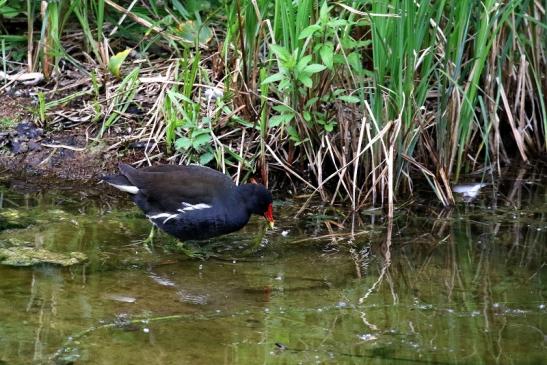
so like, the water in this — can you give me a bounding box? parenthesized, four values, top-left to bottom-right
(0, 169, 545, 365)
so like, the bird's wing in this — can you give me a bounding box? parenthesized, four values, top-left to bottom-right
(119, 163, 235, 212)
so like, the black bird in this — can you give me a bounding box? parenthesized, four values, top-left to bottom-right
(102, 163, 274, 242)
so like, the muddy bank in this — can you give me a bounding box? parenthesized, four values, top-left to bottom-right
(0, 119, 147, 182)
(0, 91, 151, 182)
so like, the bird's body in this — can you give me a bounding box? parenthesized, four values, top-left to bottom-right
(102, 164, 274, 241)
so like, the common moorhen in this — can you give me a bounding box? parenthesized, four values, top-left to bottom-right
(102, 163, 274, 241)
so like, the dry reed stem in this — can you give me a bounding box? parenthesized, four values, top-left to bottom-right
(352, 114, 367, 210)
(497, 77, 528, 162)
(103, 0, 192, 46)
(264, 143, 316, 190)
(296, 120, 394, 216)
(108, 0, 139, 37)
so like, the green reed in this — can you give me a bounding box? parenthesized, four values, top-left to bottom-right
(0, 0, 544, 205)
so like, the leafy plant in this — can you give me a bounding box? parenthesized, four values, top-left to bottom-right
(99, 67, 140, 137)
(174, 120, 215, 165)
(262, 45, 326, 131)
(165, 88, 215, 165)
(0, 0, 24, 18)
(108, 49, 131, 79)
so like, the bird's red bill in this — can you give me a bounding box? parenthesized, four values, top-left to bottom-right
(264, 203, 274, 226)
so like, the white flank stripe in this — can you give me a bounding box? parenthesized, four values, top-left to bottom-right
(107, 182, 139, 194)
(179, 202, 212, 212)
(147, 212, 179, 224)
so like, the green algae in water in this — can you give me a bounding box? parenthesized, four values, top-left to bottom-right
(0, 171, 546, 365)
(0, 209, 35, 230)
(0, 239, 87, 267)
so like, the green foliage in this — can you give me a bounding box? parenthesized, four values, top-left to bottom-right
(0, 0, 23, 18)
(173, 122, 215, 165)
(99, 67, 141, 137)
(0, 0, 544, 205)
(262, 1, 360, 143)
(264, 46, 326, 90)
(0, 117, 16, 129)
(108, 49, 131, 79)
(162, 52, 215, 165)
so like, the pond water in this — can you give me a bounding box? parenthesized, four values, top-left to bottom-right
(0, 168, 545, 365)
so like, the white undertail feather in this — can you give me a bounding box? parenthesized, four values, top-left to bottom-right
(106, 182, 139, 194)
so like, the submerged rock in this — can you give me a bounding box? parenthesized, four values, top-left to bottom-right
(0, 243, 87, 267)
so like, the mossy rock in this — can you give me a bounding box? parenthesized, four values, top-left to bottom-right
(0, 209, 35, 230)
(0, 245, 87, 267)
(0, 237, 28, 248)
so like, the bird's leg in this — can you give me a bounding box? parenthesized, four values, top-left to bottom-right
(133, 225, 156, 251)
(146, 225, 155, 244)
(242, 222, 267, 255)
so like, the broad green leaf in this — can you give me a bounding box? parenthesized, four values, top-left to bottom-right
(298, 24, 321, 39)
(175, 136, 192, 150)
(324, 122, 336, 132)
(192, 132, 211, 149)
(296, 55, 312, 73)
(177, 20, 212, 45)
(108, 49, 131, 78)
(319, 44, 334, 69)
(305, 97, 319, 108)
(298, 74, 313, 88)
(333, 54, 346, 65)
(269, 113, 295, 127)
(191, 128, 211, 138)
(287, 125, 301, 142)
(347, 52, 363, 74)
(338, 95, 361, 103)
(279, 79, 291, 90)
(0, 6, 20, 18)
(304, 64, 326, 74)
(328, 19, 348, 27)
(199, 151, 214, 165)
(262, 72, 285, 85)
(270, 44, 291, 62)
(319, 2, 331, 20)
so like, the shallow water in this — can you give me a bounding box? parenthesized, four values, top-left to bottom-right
(0, 169, 545, 365)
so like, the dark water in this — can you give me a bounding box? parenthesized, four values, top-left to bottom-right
(0, 169, 545, 365)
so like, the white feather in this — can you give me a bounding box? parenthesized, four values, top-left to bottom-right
(147, 212, 179, 224)
(146, 203, 212, 225)
(453, 183, 487, 198)
(179, 202, 212, 212)
(106, 182, 139, 194)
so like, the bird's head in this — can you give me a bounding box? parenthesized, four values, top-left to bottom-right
(238, 182, 274, 228)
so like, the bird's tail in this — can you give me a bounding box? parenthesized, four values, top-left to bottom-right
(101, 173, 139, 194)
